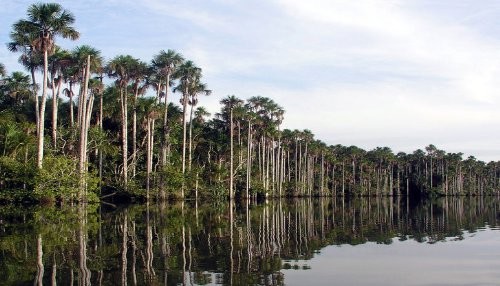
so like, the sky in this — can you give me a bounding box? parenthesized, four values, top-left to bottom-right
(1, 0, 499, 162)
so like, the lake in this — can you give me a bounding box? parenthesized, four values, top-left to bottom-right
(0, 196, 499, 285)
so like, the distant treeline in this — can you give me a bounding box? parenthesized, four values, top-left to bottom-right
(0, 3, 498, 203)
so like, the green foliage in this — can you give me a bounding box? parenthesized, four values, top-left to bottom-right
(34, 156, 99, 202)
(0, 157, 36, 200)
(208, 183, 229, 201)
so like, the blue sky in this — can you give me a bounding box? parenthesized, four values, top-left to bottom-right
(1, 0, 499, 161)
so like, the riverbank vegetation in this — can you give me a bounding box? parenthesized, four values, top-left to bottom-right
(0, 3, 499, 203)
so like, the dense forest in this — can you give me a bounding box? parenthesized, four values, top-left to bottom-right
(0, 3, 499, 203)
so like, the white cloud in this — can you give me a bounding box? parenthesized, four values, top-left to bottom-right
(1, 0, 499, 161)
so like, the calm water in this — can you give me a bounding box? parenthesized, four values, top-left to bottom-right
(0, 197, 499, 285)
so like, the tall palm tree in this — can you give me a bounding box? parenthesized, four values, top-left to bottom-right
(173, 60, 201, 175)
(107, 55, 138, 190)
(151, 50, 184, 169)
(72, 45, 103, 127)
(11, 3, 79, 168)
(186, 80, 211, 171)
(126, 60, 149, 178)
(220, 95, 244, 199)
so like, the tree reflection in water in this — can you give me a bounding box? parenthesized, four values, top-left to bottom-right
(0, 196, 498, 285)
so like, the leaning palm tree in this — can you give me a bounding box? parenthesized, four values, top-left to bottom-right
(106, 55, 138, 190)
(11, 3, 79, 168)
(151, 50, 184, 169)
(173, 60, 201, 176)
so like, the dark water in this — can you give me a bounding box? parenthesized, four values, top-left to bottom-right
(0, 197, 499, 285)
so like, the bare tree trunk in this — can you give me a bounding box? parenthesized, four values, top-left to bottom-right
(31, 68, 39, 136)
(120, 85, 129, 190)
(182, 91, 188, 176)
(78, 56, 91, 201)
(37, 50, 49, 168)
(98, 85, 103, 186)
(69, 82, 74, 127)
(51, 76, 62, 149)
(230, 108, 234, 199)
(188, 101, 195, 172)
(246, 121, 251, 198)
(146, 118, 152, 198)
(132, 86, 139, 178)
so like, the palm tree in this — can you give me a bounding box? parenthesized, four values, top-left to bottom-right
(72, 46, 103, 127)
(130, 60, 149, 177)
(173, 60, 202, 176)
(11, 3, 79, 168)
(187, 80, 211, 171)
(0, 71, 32, 108)
(220, 95, 244, 199)
(151, 50, 184, 169)
(107, 55, 138, 190)
(8, 20, 42, 136)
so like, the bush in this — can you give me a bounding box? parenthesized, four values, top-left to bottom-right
(0, 156, 36, 191)
(34, 156, 99, 202)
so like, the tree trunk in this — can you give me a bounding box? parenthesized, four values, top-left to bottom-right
(246, 121, 252, 198)
(37, 50, 49, 168)
(188, 101, 195, 172)
(229, 108, 234, 199)
(181, 89, 188, 180)
(120, 85, 128, 190)
(78, 56, 92, 201)
(146, 118, 152, 199)
(132, 85, 139, 178)
(51, 75, 62, 149)
(69, 82, 74, 127)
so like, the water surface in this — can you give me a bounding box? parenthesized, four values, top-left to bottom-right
(0, 197, 498, 285)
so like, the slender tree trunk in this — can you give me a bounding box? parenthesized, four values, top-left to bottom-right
(132, 85, 139, 178)
(51, 76, 61, 149)
(78, 56, 91, 201)
(69, 82, 74, 127)
(120, 85, 129, 190)
(30, 68, 39, 136)
(146, 118, 152, 199)
(98, 82, 103, 187)
(188, 101, 195, 172)
(181, 90, 188, 181)
(37, 50, 49, 168)
(246, 121, 252, 198)
(161, 77, 169, 165)
(230, 108, 234, 199)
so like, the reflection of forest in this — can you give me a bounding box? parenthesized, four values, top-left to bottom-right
(0, 197, 499, 285)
